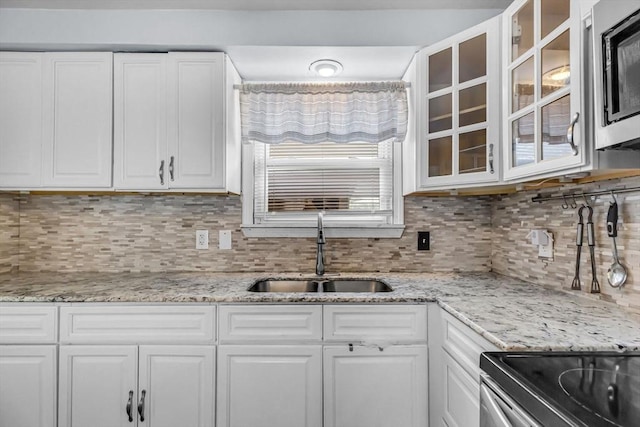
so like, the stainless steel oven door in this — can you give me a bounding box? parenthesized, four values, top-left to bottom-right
(480, 375, 541, 427)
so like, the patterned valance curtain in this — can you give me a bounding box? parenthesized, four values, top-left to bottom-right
(239, 82, 408, 145)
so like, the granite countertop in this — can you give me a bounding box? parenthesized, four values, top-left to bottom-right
(1, 271, 639, 352)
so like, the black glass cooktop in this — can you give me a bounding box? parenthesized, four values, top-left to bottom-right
(481, 352, 640, 427)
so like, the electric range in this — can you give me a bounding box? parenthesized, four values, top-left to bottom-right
(480, 351, 640, 427)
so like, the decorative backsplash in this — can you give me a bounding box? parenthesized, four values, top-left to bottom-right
(0, 193, 492, 274)
(1, 176, 638, 313)
(491, 176, 640, 315)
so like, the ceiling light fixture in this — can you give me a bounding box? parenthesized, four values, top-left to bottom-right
(310, 59, 343, 77)
(543, 65, 570, 84)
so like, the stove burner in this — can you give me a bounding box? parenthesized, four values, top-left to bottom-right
(558, 368, 639, 427)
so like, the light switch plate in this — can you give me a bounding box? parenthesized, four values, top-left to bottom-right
(219, 230, 232, 250)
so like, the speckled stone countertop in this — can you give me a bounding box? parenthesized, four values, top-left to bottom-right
(1, 271, 638, 352)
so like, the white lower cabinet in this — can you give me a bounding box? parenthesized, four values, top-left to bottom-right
(216, 345, 322, 427)
(59, 345, 215, 427)
(323, 345, 428, 427)
(0, 345, 57, 427)
(139, 346, 215, 427)
(428, 305, 498, 427)
(217, 304, 428, 427)
(58, 345, 136, 427)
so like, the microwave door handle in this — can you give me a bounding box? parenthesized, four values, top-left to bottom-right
(567, 112, 580, 156)
(481, 384, 512, 426)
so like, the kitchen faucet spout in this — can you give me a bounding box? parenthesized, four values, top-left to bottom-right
(316, 211, 325, 276)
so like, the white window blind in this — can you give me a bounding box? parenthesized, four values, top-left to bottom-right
(253, 140, 394, 224)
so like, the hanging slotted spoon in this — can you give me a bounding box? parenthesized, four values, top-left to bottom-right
(606, 201, 627, 288)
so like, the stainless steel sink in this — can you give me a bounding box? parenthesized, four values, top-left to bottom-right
(322, 279, 392, 293)
(248, 280, 319, 293)
(247, 278, 392, 293)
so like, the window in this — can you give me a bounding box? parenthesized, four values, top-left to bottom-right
(239, 82, 407, 238)
(242, 140, 403, 237)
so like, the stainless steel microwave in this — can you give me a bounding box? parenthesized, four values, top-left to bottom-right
(592, 0, 640, 150)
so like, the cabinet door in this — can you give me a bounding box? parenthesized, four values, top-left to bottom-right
(0, 345, 56, 427)
(442, 352, 480, 427)
(217, 345, 322, 427)
(502, 0, 585, 180)
(0, 52, 43, 188)
(113, 54, 168, 190)
(167, 52, 225, 189)
(42, 52, 113, 188)
(418, 16, 501, 190)
(59, 345, 137, 427)
(138, 346, 215, 427)
(324, 345, 428, 427)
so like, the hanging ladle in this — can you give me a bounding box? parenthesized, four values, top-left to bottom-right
(606, 198, 628, 288)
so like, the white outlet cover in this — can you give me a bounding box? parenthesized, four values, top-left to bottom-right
(196, 230, 209, 249)
(219, 230, 232, 250)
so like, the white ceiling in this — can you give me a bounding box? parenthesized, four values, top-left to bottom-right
(0, 0, 514, 10)
(227, 46, 419, 82)
(0, 1, 513, 81)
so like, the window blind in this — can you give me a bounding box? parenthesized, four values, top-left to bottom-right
(254, 140, 394, 224)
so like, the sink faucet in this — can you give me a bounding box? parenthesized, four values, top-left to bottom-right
(316, 211, 325, 276)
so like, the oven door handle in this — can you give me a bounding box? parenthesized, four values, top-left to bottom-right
(481, 383, 512, 426)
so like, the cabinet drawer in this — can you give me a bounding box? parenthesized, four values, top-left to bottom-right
(60, 305, 215, 344)
(219, 305, 322, 342)
(324, 305, 427, 342)
(442, 311, 496, 382)
(0, 305, 57, 343)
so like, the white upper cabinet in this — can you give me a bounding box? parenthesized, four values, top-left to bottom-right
(502, 0, 586, 181)
(0, 52, 43, 188)
(0, 52, 112, 189)
(42, 52, 113, 188)
(113, 54, 168, 189)
(411, 16, 501, 191)
(114, 52, 235, 191)
(168, 53, 225, 189)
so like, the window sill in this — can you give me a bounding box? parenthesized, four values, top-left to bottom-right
(241, 224, 405, 238)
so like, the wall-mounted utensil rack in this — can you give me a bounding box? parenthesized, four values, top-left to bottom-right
(531, 186, 640, 206)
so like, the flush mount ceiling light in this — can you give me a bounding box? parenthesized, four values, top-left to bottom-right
(310, 59, 343, 77)
(543, 65, 570, 85)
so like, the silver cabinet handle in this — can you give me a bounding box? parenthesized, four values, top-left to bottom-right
(137, 389, 146, 422)
(169, 156, 175, 181)
(488, 143, 495, 174)
(159, 160, 165, 185)
(567, 112, 580, 156)
(126, 390, 134, 422)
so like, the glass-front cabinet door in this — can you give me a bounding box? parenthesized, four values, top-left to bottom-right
(416, 16, 501, 190)
(503, 0, 586, 180)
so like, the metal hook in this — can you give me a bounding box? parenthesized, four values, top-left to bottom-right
(582, 192, 590, 207)
(562, 195, 569, 209)
(571, 194, 578, 209)
(610, 190, 617, 204)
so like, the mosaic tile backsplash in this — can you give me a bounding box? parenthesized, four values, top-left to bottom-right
(1, 176, 638, 312)
(0, 193, 492, 274)
(491, 176, 640, 314)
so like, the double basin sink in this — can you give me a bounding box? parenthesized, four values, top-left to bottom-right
(248, 278, 392, 293)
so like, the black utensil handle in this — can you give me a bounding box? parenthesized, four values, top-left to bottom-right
(607, 202, 618, 237)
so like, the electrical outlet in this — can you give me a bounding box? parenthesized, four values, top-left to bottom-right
(417, 231, 430, 251)
(196, 230, 208, 249)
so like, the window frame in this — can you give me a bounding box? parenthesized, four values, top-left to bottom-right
(241, 141, 405, 238)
